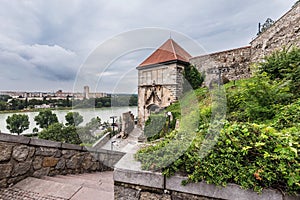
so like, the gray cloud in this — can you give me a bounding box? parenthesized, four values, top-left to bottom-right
(0, 0, 296, 92)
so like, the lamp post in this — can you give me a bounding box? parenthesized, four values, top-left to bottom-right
(167, 111, 172, 133)
(207, 66, 229, 87)
(110, 116, 117, 138)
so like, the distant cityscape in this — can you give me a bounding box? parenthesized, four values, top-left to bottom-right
(0, 86, 108, 101)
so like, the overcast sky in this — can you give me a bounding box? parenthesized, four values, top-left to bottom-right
(0, 0, 297, 93)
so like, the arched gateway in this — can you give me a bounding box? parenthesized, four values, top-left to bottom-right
(136, 39, 192, 126)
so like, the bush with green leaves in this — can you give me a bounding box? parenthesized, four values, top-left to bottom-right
(144, 114, 167, 141)
(259, 46, 300, 96)
(273, 99, 300, 130)
(38, 123, 81, 145)
(183, 65, 204, 90)
(6, 114, 30, 135)
(226, 73, 292, 122)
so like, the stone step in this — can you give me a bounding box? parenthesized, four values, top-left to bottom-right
(54, 171, 114, 184)
(5, 172, 114, 200)
(41, 176, 113, 192)
(13, 177, 81, 199)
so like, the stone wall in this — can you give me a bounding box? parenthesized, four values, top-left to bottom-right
(114, 154, 299, 200)
(0, 133, 125, 188)
(190, 46, 251, 85)
(121, 111, 135, 136)
(251, 2, 300, 62)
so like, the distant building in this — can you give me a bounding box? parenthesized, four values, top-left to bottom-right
(0, 86, 108, 101)
(83, 86, 90, 99)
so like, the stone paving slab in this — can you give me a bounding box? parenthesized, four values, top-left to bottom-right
(14, 177, 82, 199)
(0, 187, 67, 200)
(70, 187, 113, 200)
(1, 172, 114, 200)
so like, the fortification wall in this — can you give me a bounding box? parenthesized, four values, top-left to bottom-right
(251, 3, 300, 62)
(190, 46, 252, 85)
(0, 133, 125, 188)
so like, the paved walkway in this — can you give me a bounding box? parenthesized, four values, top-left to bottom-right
(0, 171, 114, 200)
(102, 127, 142, 153)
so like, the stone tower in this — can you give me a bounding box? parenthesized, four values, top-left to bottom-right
(136, 39, 191, 126)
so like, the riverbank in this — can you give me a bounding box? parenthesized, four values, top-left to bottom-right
(0, 107, 137, 134)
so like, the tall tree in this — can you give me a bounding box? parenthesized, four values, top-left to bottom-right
(6, 114, 30, 135)
(34, 109, 58, 129)
(65, 112, 83, 126)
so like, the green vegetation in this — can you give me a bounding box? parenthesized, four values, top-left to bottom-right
(34, 109, 58, 128)
(0, 94, 137, 112)
(65, 112, 83, 126)
(38, 115, 106, 145)
(6, 114, 30, 135)
(136, 47, 300, 194)
(38, 123, 81, 144)
(183, 64, 204, 90)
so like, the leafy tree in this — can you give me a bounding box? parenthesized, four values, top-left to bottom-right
(0, 102, 7, 111)
(86, 117, 101, 131)
(6, 114, 30, 135)
(34, 109, 58, 128)
(0, 95, 11, 102)
(65, 112, 83, 126)
(183, 65, 204, 90)
(38, 123, 81, 144)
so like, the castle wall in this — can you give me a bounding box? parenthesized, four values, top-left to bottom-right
(251, 3, 300, 62)
(190, 46, 252, 85)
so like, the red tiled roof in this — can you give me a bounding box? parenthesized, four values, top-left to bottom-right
(139, 39, 192, 67)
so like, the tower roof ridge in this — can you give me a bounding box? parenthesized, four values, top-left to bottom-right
(138, 38, 191, 67)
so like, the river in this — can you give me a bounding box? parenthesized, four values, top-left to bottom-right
(0, 106, 137, 134)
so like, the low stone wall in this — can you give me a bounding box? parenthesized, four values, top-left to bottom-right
(92, 132, 111, 149)
(0, 133, 125, 188)
(114, 154, 299, 200)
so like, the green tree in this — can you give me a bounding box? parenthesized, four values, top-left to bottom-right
(6, 114, 30, 135)
(86, 117, 101, 131)
(65, 112, 83, 126)
(34, 109, 58, 129)
(183, 65, 204, 90)
(38, 123, 81, 144)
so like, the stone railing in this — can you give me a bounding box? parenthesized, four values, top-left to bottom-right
(0, 133, 125, 188)
(114, 154, 299, 200)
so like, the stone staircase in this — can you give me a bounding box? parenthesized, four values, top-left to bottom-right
(0, 171, 114, 200)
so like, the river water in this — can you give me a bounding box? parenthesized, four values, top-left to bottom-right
(0, 106, 137, 134)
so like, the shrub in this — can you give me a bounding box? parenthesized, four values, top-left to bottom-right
(259, 47, 300, 96)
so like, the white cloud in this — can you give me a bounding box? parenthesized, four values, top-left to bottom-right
(0, 0, 296, 92)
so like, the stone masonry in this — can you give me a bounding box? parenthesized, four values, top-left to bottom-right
(0, 133, 125, 188)
(251, 2, 300, 62)
(190, 46, 252, 85)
